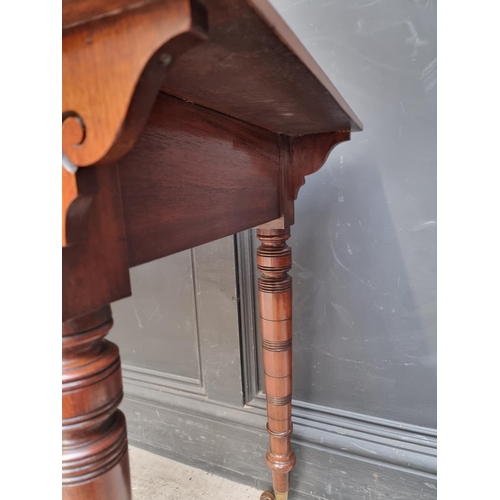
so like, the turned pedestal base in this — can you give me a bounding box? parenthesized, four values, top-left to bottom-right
(62, 306, 132, 500)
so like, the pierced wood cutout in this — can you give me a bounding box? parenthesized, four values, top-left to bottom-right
(62, 0, 207, 168)
(62, 0, 207, 246)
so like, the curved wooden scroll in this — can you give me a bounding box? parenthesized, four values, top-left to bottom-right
(258, 131, 351, 231)
(62, 0, 207, 246)
(289, 130, 350, 200)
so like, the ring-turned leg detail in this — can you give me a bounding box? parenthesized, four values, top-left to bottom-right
(62, 306, 131, 500)
(257, 228, 296, 500)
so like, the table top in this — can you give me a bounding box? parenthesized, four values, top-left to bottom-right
(63, 0, 362, 137)
(160, 0, 362, 135)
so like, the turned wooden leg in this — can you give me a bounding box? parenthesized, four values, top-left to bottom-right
(257, 228, 296, 500)
(62, 306, 132, 500)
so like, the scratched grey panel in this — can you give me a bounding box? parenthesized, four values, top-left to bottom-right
(193, 237, 244, 405)
(266, 0, 437, 428)
(110, 236, 243, 402)
(110, 249, 201, 380)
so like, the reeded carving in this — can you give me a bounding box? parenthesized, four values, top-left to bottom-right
(266, 394, 292, 406)
(262, 338, 292, 352)
(257, 228, 296, 500)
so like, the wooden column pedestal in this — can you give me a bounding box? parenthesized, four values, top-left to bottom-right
(62, 306, 132, 500)
(257, 228, 296, 500)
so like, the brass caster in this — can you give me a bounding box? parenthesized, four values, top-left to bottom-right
(261, 492, 288, 500)
(260, 492, 275, 500)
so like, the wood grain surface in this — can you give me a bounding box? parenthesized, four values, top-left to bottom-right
(62, 165, 131, 321)
(161, 0, 361, 135)
(62, 0, 207, 168)
(257, 228, 296, 500)
(118, 93, 281, 267)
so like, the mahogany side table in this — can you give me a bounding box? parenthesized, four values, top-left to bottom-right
(62, 1, 363, 499)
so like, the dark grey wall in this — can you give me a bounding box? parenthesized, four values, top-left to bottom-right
(272, 0, 437, 429)
(110, 1, 437, 499)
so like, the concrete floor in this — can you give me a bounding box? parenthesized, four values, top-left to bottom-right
(130, 446, 262, 500)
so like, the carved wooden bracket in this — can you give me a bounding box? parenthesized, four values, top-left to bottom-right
(259, 131, 351, 231)
(289, 130, 350, 200)
(62, 0, 207, 246)
(62, 0, 207, 168)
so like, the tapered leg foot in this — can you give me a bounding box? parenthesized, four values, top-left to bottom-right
(257, 228, 296, 500)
